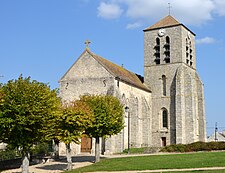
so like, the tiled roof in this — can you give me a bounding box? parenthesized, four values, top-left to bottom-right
(144, 15, 181, 31)
(87, 49, 151, 92)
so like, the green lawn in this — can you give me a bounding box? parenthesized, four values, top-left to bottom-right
(166, 171, 225, 173)
(66, 152, 225, 173)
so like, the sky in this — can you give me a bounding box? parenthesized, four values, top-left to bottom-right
(0, 0, 225, 136)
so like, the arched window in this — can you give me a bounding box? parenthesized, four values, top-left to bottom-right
(186, 38, 193, 66)
(164, 36, 170, 63)
(162, 75, 166, 96)
(189, 41, 193, 66)
(122, 94, 126, 105)
(162, 109, 168, 128)
(154, 38, 160, 64)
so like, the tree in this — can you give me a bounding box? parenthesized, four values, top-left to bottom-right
(0, 76, 61, 173)
(48, 100, 93, 170)
(81, 95, 124, 162)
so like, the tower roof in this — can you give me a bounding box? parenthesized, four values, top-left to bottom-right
(143, 15, 195, 35)
(144, 15, 181, 31)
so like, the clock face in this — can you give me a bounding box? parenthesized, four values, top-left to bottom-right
(158, 29, 166, 37)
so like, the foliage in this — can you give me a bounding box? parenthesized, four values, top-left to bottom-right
(31, 142, 52, 156)
(80, 95, 124, 138)
(0, 149, 21, 161)
(122, 147, 159, 154)
(0, 75, 61, 154)
(49, 100, 94, 145)
(160, 141, 225, 152)
(123, 147, 146, 154)
(67, 152, 225, 173)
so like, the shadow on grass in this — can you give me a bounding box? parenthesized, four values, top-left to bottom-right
(36, 163, 67, 171)
(36, 155, 101, 171)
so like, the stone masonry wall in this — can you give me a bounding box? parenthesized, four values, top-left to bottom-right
(60, 51, 152, 154)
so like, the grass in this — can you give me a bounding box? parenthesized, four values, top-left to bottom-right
(166, 171, 225, 173)
(66, 151, 225, 173)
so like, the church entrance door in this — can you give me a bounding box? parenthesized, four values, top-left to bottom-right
(81, 135, 92, 153)
(161, 137, 166, 147)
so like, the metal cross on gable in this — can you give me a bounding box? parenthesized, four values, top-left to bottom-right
(85, 40, 91, 49)
(168, 2, 172, 15)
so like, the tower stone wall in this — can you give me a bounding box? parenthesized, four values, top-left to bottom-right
(143, 15, 206, 146)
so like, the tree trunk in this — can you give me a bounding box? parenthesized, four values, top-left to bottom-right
(52, 139, 59, 160)
(21, 151, 30, 173)
(95, 137, 100, 163)
(66, 143, 72, 170)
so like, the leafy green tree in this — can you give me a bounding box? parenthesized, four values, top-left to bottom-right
(47, 100, 93, 170)
(0, 76, 61, 173)
(81, 95, 124, 162)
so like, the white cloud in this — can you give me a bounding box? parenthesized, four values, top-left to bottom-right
(97, 0, 225, 26)
(196, 37, 216, 44)
(126, 22, 142, 29)
(213, 0, 225, 16)
(97, 2, 123, 19)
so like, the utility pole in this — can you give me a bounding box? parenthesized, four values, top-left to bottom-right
(215, 122, 218, 142)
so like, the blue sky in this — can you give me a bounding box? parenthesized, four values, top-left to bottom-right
(0, 0, 225, 136)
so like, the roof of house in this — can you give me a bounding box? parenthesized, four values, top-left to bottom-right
(143, 15, 195, 35)
(207, 131, 225, 142)
(87, 49, 151, 93)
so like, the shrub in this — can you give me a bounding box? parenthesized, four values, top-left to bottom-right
(123, 147, 146, 154)
(31, 142, 53, 156)
(160, 141, 225, 153)
(0, 149, 21, 161)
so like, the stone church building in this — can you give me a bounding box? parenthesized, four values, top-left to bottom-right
(59, 15, 206, 154)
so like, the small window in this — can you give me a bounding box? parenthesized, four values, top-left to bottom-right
(162, 75, 166, 96)
(162, 109, 168, 128)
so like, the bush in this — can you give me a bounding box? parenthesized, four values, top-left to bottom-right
(0, 149, 21, 161)
(160, 141, 225, 152)
(123, 147, 146, 154)
(123, 147, 160, 154)
(31, 142, 53, 156)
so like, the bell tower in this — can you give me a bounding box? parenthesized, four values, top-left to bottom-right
(144, 15, 196, 68)
(143, 15, 206, 147)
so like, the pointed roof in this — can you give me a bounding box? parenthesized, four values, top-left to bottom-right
(88, 49, 151, 92)
(144, 15, 195, 35)
(144, 15, 181, 31)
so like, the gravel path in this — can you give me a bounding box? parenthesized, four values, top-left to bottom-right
(2, 155, 94, 173)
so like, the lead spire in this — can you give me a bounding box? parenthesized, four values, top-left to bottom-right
(168, 2, 172, 15)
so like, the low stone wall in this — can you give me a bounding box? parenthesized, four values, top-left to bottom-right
(0, 156, 53, 170)
(0, 158, 21, 170)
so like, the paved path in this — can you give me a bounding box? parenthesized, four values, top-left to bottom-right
(2, 154, 225, 173)
(2, 155, 94, 173)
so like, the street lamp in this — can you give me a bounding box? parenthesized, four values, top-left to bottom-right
(125, 106, 130, 154)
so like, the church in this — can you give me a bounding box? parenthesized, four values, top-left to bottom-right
(59, 15, 206, 154)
